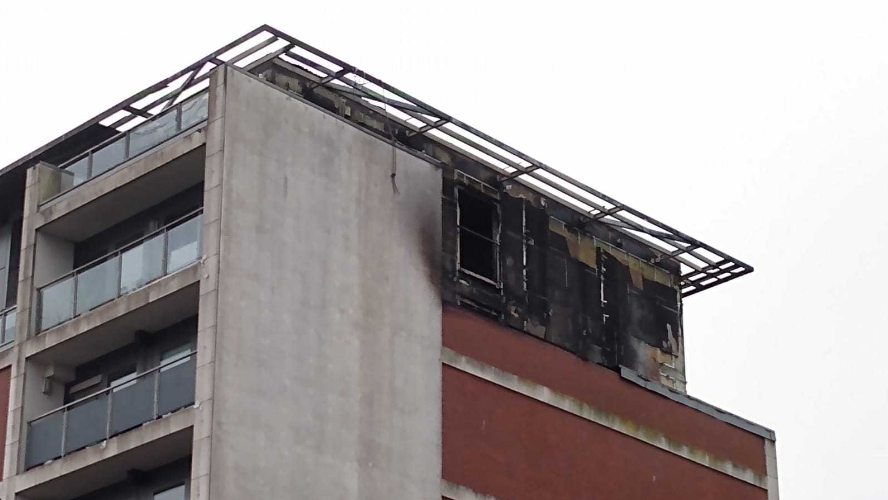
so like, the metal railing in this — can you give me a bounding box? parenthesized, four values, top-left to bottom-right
(24, 351, 197, 469)
(41, 91, 209, 204)
(0, 306, 15, 348)
(37, 210, 203, 332)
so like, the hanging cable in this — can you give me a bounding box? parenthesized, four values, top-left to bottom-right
(368, 69, 400, 195)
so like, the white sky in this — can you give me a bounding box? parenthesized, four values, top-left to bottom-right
(2, 2, 886, 499)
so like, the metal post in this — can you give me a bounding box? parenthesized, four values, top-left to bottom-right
(162, 227, 169, 276)
(106, 389, 113, 440)
(71, 273, 78, 320)
(153, 369, 161, 419)
(60, 409, 68, 459)
(116, 252, 124, 299)
(36, 289, 42, 332)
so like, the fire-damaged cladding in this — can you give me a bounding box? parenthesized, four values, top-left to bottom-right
(443, 175, 685, 390)
(252, 58, 686, 390)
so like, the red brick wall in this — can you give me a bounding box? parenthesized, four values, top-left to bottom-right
(443, 367, 766, 500)
(442, 306, 768, 499)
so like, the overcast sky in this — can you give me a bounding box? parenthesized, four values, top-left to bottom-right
(2, 2, 886, 499)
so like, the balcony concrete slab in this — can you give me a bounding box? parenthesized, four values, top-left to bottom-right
(26, 264, 200, 365)
(16, 407, 194, 500)
(37, 130, 206, 243)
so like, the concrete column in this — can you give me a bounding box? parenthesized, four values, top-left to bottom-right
(3, 163, 50, 495)
(190, 66, 226, 500)
(766, 439, 779, 500)
(205, 66, 442, 500)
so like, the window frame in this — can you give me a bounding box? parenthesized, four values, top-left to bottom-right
(455, 186, 502, 287)
(108, 365, 139, 392)
(160, 342, 193, 372)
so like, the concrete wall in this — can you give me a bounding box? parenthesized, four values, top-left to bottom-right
(207, 67, 442, 500)
(21, 361, 62, 424)
(32, 234, 72, 289)
(0, 367, 10, 475)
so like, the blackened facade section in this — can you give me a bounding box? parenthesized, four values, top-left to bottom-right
(256, 58, 687, 390)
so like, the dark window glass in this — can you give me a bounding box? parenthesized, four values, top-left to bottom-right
(109, 365, 138, 391)
(457, 190, 499, 282)
(154, 484, 186, 500)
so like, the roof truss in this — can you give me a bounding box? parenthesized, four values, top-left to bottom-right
(3, 25, 753, 296)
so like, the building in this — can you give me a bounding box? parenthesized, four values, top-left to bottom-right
(0, 25, 778, 500)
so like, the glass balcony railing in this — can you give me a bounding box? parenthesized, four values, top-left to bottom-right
(37, 210, 203, 332)
(0, 306, 15, 348)
(42, 92, 209, 203)
(24, 352, 197, 469)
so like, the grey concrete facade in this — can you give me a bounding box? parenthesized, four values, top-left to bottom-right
(0, 64, 445, 500)
(0, 152, 205, 499)
(202, 67, 442, 500)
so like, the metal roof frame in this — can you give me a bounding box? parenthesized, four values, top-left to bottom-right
(1, 25, 752, 296)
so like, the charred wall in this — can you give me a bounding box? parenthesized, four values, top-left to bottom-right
(256, 60, 686, 391)
(442, 175, 686, 391)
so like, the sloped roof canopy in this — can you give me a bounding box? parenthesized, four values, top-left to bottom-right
(0, 25, 752, 296)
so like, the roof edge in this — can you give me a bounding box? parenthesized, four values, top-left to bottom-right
(1, 24, 753, 296)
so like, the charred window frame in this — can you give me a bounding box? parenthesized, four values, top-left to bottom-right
(456, 187, 501, 286)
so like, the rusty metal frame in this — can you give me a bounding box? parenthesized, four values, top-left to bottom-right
(1, 25, 752, 296)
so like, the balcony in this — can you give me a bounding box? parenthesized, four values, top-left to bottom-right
(37, 211, 203, 332)
(24, 351, 196, 469)
(0, 306, 15, 348)
(40, 92, 209, 205)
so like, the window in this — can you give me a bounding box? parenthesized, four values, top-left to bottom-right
(161, 343, 191, 371)
(154, 484, 186, 500)
(457, 189, 500, 284)
(109, 366, 138, 392)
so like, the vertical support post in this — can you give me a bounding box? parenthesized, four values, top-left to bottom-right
(162, 227, 169, 276)
(60, 409, 68, 459)
(116, 252, 124, 299)
(71, 274, 78, 320)
(153, 369, 160, 419)
(87, 150, 94, 180)
(106, 389, 114, 440)
(35, 287, 42, 332)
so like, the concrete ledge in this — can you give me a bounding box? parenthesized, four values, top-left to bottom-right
(619, 367, 776, 441)
(37, 128, 206, 227)
(442, 480, 504, 500)
(16, 407, 194, 499)
(442, 347, 768, 490)
(0, 343, 15, 370)
(26, 264, 200, 362)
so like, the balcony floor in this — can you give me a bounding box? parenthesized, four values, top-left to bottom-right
(27, 264, 200, 366)
(37, 134, 205, 243)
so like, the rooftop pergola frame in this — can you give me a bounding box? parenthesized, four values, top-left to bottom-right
(2, 25, 752, 296)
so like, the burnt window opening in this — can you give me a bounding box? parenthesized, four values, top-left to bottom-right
(457, 188, 500, 284)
